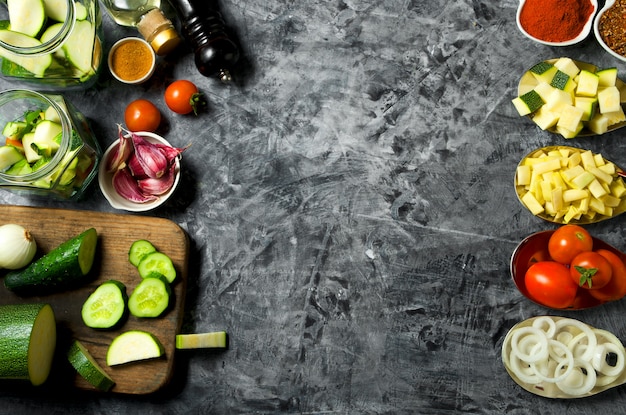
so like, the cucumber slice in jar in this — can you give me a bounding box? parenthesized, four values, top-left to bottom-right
(8, 0, 46, 37)
(81, 280, 127, 329)
(137, 251, 176, 283)
(128, 275, 171, 318)
(128, 239, 157, 267)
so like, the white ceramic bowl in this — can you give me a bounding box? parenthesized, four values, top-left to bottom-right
(594, 0, 626, 63)
(516, 0, 598, 46)
(98, 131, 180, 212)
(108, 37, 156, 84)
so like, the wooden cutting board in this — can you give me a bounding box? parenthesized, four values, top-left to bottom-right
(0, 204, 189, 394)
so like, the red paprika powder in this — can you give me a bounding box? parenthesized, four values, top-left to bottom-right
(519, 0, 594, 43)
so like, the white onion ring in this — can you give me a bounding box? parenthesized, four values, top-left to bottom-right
(509, 348, 541, 384)
(556, 358, 596, 396)
(592, 342, 625, 377)
(532, 316, 557, 339)
(530, 339, 574, 383)
(556, 318, 597, 362)
(510, 326, 549, 363)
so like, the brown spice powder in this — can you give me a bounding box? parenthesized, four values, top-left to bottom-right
(599, 0, 626, 57)
(111, 40, 153, 81)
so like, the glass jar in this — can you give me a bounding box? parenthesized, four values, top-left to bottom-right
(0, 0, 103, 90)
(0, 89, 101, 200)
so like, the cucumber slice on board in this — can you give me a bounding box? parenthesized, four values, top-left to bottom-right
(67, 340, 115, 391)
(137, 251, 176, 283)
(106, 330, 164, 366)
(128, 275, 171, 318)
(4, 227, 98, 294)
(175, 331, 228, 349)
(81, 280, 127, 329)
(0, 303, 56, 386)
(128, 239, 157, 267)
(0, 30, 52, 76)
(8, 0, 46, 37)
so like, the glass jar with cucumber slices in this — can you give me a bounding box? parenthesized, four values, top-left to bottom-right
(0, 89, 101, 199)
(0, 0, 103, 89)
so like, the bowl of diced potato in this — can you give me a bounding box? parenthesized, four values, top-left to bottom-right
(513, 57, 626, 138)
(515, 145, 626, 224)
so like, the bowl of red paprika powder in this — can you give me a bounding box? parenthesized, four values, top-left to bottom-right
(516, 0, 597, 46)
(595, 0, 626, 63)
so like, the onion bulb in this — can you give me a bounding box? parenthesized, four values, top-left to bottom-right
(0, 224, 37, 269)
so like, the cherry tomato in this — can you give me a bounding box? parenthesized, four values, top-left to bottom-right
(124, 99, 161, 132)
(589, 249, 626, 301)
(164, 80, 204, 115)
(570, 251, 612, 290)
(548, 224, 593, 264)
(525, 261, 578, 309)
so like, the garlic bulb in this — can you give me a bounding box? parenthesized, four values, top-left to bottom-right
(0, 224, 37, 269)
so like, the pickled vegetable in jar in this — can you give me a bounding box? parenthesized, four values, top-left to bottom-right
(0, 0, 103, 90)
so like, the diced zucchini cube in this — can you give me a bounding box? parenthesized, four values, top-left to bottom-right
(597, 68, 618, 87)
(556, 105, 584, 132)
(574, 96, 597, 121)
(529, 62, 558, 84)
(512, 89, 544, 116)
(550, 70, 576, 95)
(532, 107, 559, 130)
(598, 86, 621, 113)
(588, 113, 609, 135)
(544, 88, 572, 112)
(554, 57, 580, 78)
(576, 70, 600, 97)
(533, 82, 555, 102)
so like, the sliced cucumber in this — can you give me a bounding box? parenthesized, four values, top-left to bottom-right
(128, 275, 170, 318)
(43, 105, 61, 123)
(106, 330, 164, 366)
(0, 145, 24, 170)
(175, 332, 228, 350)
(32, 119, 62, 156)
(42, 0, 70, 22)
(128, 239, 157, 267)
(2, 121, 27, 138)
(0, 30, 52, 77)
(39, 22, 65, 59)
(8, 0, 46, 37)
(0, 303, 56, 386)
(81, 280, 127, 329)
(4, 228, 98, 294)
(22, 132, 40, 163)
(137, 251, 177, 283)
(67, 340, 115, 391)
(62, 19, 94, 75)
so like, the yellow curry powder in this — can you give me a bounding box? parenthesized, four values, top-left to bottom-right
(111, 40, 153, 81)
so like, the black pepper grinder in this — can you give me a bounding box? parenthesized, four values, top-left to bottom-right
(167, 0, 240, 82)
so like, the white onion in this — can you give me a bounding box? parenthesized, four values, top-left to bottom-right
(0, 224, 37, 269)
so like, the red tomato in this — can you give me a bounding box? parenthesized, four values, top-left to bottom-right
(164, 80, 204, 115)
(525, 261, 578, 309)
(124, 99, 161, 132)
(570, 251, 612, 289)
(548, 224, 593, 264)
(589, 249, 626, 301)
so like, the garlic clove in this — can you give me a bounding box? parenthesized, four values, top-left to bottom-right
(106, 126, 133, 173)
(127, 152, 150, 179)
(154, 143, 189, 162)
(137, 163, 177, 195)
(112, 167, 158, 203)
(131, 131, 169, 179)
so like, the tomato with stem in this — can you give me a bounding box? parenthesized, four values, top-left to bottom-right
(548, 224, 593, 264)
(124, 99, 161, 132)
(525, 261, 578, 309)
(570, 251, 612, 289)
(164, 80, 205, 115)
(588, 249, 626, 301)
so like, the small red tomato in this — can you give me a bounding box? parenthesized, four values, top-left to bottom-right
(589, 249, 626, 301)
(124, 99, 161, 132)
(164, 80, 204, 115)
(548, 224, 593, 264)
(570, 251, 612, 290)
(525, 261, 578, 309)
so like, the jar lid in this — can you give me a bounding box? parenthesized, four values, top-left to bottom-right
(149, 27, 181, 56)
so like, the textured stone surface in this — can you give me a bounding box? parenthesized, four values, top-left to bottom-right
(1, 0, 625, 413)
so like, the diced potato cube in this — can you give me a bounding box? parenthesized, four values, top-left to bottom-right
(598, 86, 621, 113)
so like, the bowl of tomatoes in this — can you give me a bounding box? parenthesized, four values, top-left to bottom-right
(511, 225, 626, 309)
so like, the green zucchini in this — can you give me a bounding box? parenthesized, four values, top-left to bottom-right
(128, 275, 170, 318)
(106, 330, 164, 366)
(128, 239, 156, 267)
(137, 251, 176, 283)
(4, 227, 98, 294)
(0, 303, 56, 386)
(67, 340, 115, 391)
(175, 331, 228, 350)
(81, 280, 127, 329)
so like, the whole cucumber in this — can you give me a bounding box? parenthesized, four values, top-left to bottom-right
(4, 228, 98, 294)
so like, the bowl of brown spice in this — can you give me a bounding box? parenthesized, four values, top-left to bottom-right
(595, 0, 626, 63)
(517, 0, 597, 46)
(108, 37, 156, 84)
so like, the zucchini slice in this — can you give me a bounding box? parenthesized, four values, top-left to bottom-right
(67, 340, 115, 391)
(106, 330, 164, 366)
(175, 331, 228, 350)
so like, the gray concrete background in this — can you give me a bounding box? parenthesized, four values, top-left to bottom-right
(1, 0, 626, 414)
